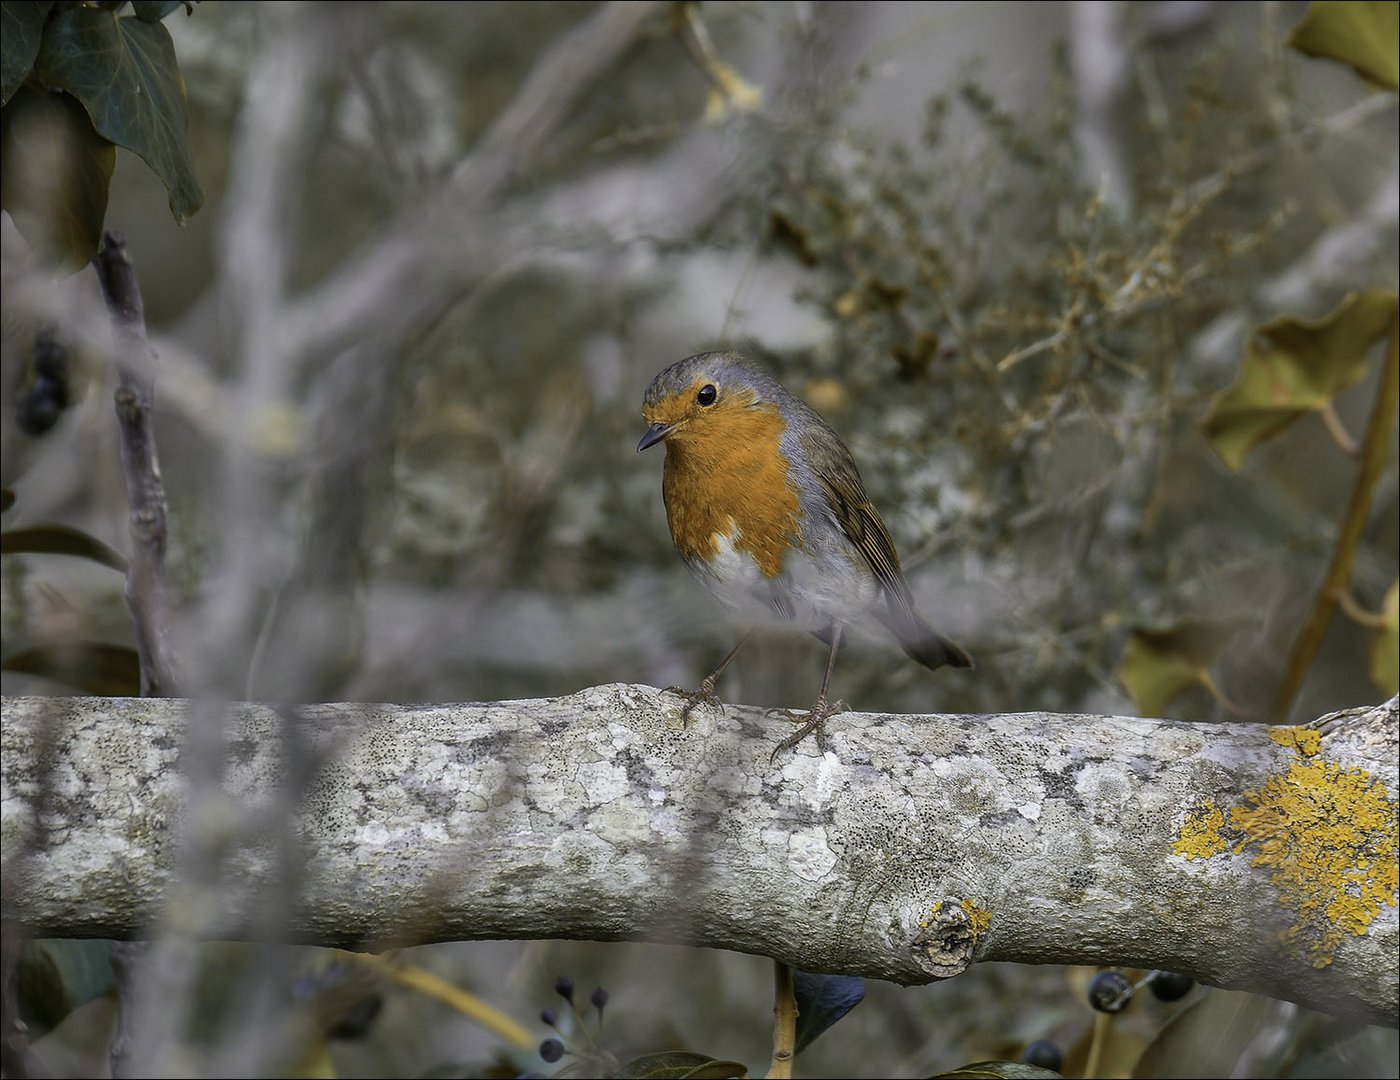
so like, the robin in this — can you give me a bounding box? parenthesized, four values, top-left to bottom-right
(638, 351, 972, 757)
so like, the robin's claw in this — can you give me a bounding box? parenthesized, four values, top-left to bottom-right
(664, 685, 724, 727)
(768, 698, 834, 760)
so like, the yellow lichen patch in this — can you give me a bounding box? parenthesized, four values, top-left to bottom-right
(959, 898, 993, 938)
(1229, 758, 1398, 967)
(1268, 725, 1322, 757)
(1173, 803, 1228, 860)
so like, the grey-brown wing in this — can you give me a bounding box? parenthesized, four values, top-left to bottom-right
(797, 424, 919, 618)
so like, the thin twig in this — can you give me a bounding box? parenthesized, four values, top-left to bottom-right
(768, 961, 797, 1079)
(92, 234, 180, 697)
(1317, 398, 1360, 457)
(281, 1, 661, 363)
(1272, 307, 1400, 720)
(1331, 586, 1389, 631)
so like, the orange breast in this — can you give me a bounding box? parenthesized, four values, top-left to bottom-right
(661, 402, 801, 578)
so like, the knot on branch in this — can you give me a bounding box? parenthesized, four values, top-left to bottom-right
(910, 897, 993, 979)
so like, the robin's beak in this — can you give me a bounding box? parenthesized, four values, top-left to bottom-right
(637, 421, 678, 452)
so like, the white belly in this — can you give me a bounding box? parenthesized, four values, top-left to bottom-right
(686, 524, 878, 631)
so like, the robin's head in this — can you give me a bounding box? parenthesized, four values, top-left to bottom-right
(637, 352, 789, 453)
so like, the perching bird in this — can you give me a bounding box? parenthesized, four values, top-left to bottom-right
(638, 351, 971, 756)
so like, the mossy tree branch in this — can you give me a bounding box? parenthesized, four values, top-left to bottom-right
(1, 689, 1395, 1026)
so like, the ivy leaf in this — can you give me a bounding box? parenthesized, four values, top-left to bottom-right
(1119, 620, 1239, 718)
(617, 1051, 749, 1079)
(0, 84, 115, 270)
(130, 1, 190, 22)
(1371, 581, 1399, 697)
(34, 5, 203, 224)
(1, 524, 129, 572)
(1287, 1, 1399, 90)
(18, 940, 116, 1033)
(1202, 291, 1398, 471)
(1, 0, 55, 106)
(930, 1064, 1063, 1079)
(792, 972, 865, 1053)
(1133, 991, 1277, 1078)
(1, 641, 141, 695)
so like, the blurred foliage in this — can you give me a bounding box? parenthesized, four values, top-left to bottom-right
(1286, 0, 1399, 90)
(2, 1, 1398, 1078)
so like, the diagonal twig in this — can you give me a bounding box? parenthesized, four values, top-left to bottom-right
(1272, 306, 1400, 720)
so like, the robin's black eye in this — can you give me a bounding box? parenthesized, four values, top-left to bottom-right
(696, 384, 717, 406)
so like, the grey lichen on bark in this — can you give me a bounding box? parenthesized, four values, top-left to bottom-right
(1, 688, 1395, 1026)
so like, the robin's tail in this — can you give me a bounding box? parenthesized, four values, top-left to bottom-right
(881, 607, 974, 672)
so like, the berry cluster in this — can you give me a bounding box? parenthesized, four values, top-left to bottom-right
(527, 974, 613, 1077)
(1020, 969, 1196, 1070)
(1088, 968, 1195, 1013)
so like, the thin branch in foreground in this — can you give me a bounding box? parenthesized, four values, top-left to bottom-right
(768, 961, 796, 1080)
(92, 233, 180, 698)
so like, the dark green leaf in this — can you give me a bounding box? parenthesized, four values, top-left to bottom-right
(1287, 1, 1399, 89)
(1132, 990, 1276, 1079)
(18, 940, 117, 1033)
(930, 1063, 1062, 1079)
(792, 972, 865, 1053)
(618, 1051, 749, 1079)
(2, 641, 141, 695)
(1, 1, 54, 106)
(34, 5, 202, 223)
(0, 84, 115, 271)
(131, 1, 187, 22)
(2, 524, 128, 572)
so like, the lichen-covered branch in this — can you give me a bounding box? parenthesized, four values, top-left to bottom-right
(1, 689, 1395, 1026)
(92, 234, 180, 697)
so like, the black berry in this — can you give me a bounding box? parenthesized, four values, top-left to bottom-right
(590, 986, 608, 1013)
(554, 975, 574, 1002)
(1088, 970, 1133, 1013)
(1147, 970, 1195, 1002)
(539, 1038, 565, 1063)
(540, 1007, 558, 1028)
(16, 386, 60, 435)
(1023, 1039, 1062, 1071)
(326, 993, 382, 1040)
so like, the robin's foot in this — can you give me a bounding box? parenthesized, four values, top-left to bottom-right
(664, 676, 724, 727)
(768, 698, 848, 760)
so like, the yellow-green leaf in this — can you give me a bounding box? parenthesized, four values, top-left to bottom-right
(34, 6, 202, 223)
(1119, 621, 1238, 718)
(1203, 290, 1398, 470)
(1287, 1, 1399, 90)
(1371, 580, 1399, 696)
(0, 85, 115, 271)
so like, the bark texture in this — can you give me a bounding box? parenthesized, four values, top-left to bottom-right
(1, 689, 1395, 1025)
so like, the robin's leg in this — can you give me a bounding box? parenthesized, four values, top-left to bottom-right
(770, 624, 843, 760)
(668, 629, 754, 724)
